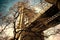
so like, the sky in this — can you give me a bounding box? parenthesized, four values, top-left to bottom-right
(0, 0, 41, 15)
(0, 0, 20, 15)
